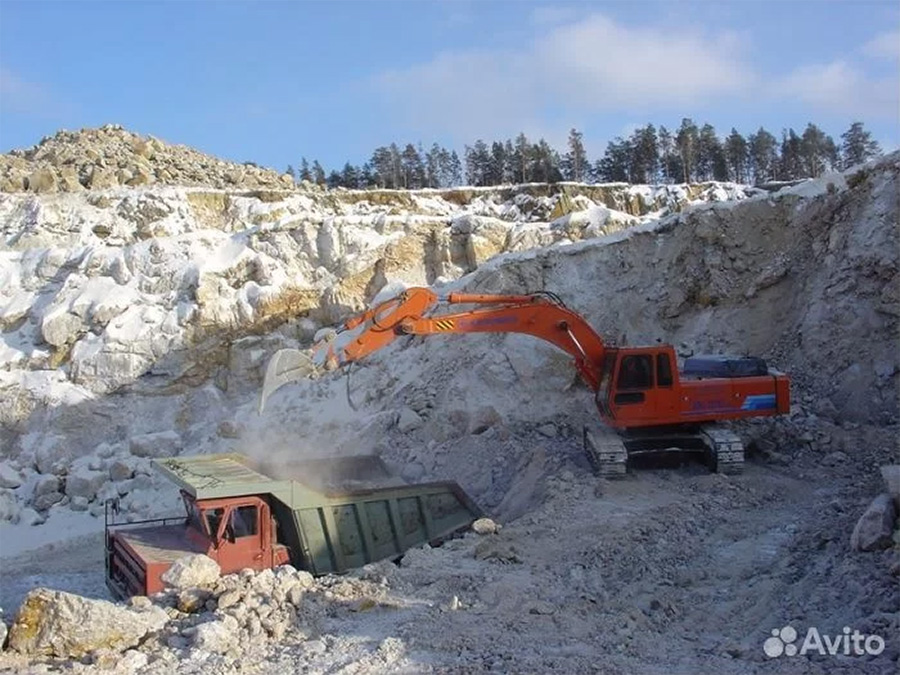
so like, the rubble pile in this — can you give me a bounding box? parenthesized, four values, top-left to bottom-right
(0, 125, 295, 193)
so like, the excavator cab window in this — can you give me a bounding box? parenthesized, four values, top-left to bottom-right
(595, 352, 617, 416)
(617, 355, 653, 390)
(656, 353, 673, 387)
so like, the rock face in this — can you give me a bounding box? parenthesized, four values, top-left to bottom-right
(161, 554, 221, 590)
(0, 132, 767, 414)
(850, 493, 898, 552)
(7, 588, 168, 657)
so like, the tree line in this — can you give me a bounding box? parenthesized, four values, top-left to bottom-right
(287, 120, 882, 189)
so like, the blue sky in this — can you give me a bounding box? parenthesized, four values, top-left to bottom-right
(1, 0, 897, 173)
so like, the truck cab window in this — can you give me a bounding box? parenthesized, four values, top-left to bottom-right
(231, 506, 258, 538)
(618, 355, 653, 390)
(204, 508, 224, 538)
(184, 497, 204, 533)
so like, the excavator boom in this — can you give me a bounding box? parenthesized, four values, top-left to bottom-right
(259, 286, 608, 411)
(319, 287, 606, 390)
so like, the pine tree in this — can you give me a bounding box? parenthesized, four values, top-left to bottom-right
(488, 141, 507, 185)
(465, 140, 492, 186)
(425, 143, 442, 188)
(658, 126, 680, 184)
(800, 123, 837, 178)
(448, 151, 463, 186)
(748, 128, 779, 183)
(299, 158, 312, 182)
(503, 140, 517, 183)
(628, 124, 658, 184)
(747, 127, 780, 185)
(360, 162, 376, 188)
(779, 129, 804, 180)
(312, 160, 327, 186)
(401, 143, 424, 188)
(724, 129, 748, 183)
(285, 164, 296, 181)
(697, 124, 727, 181)
(596, 137, 632, 182)
(370, 147, 393, 188)
(675, 118, 699, 182)
(531, 139, 562, 183)
(340, 162, 359, 189)
(513, 133, 531, 183)
(389, 143, 402, 189)
(563, 128, 588, 182)
(840, 122, 881, 168)
(326, 170, 342, 189)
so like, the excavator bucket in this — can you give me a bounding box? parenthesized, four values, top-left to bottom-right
(258, 348, 316, 414)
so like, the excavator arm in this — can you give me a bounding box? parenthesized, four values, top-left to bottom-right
(259, 286, 608, 413)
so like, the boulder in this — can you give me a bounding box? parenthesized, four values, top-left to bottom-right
(192, 615, 239, 654)
(176, 588, 211, 613)
(0, 462, 22, 489)
(69, 496, 89, 512)
(7, 588, 168, 657)
(0, 489, 20, 523)
(58, 167, 83, 192)
(161, 554, 221, 590)
(40, 309, 83, 348)
(129, 430, 182, 458)
(397, 407, 424, 433)
(65, 467, 108, 500)
(86, 166, 118, 189)
(33, 474, 61, 497)
(881, 465, 900, 503)
(472, 517, 501, 535)
(26, 168, 57, 193)
(850, 493, 898, 552)
(32, 491, 64, 511)
(108, 459, 134, 482)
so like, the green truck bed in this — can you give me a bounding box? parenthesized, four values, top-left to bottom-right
(154, 453, 482, 575)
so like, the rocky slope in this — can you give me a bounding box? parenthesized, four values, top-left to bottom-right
(0, 130, 897, 674)
(0, 125, 295, 193)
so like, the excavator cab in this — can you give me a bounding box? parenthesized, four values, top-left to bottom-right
(595, 347, 679, 426)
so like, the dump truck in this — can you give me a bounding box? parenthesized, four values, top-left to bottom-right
(105, 453, 482, 599)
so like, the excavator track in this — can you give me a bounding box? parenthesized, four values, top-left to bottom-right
(700, 424, 745, 475)
(583, 427, 628, 478)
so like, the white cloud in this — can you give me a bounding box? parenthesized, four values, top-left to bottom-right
(775, 60, 899, 119)
(862, 30, 900, 60)
(372, 13, 753, 142)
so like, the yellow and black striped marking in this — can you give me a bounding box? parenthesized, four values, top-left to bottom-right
(434, 319, 455, 331)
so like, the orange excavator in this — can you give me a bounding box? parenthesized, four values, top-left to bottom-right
(259, 287, 790, 475)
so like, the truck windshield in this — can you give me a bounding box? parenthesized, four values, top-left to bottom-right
(184, 498, 207, 536)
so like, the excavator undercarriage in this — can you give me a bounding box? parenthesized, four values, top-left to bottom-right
(585, 424, 746, 477)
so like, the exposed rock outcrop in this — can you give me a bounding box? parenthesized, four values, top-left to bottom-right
(7, 588, 168, 657)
